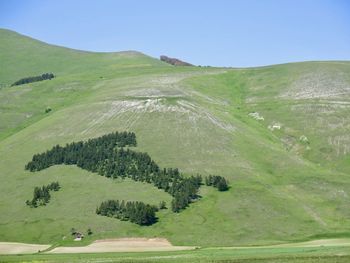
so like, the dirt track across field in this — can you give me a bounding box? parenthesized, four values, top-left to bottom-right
(0, 242, 50, 254)
(48, 238, 196, 253)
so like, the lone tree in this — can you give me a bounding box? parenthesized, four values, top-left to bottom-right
(217, 177, 229, 191)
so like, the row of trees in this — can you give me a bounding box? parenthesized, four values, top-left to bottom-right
(25, 181, 60, 207)
(96, 200, 158, 225)
(11, 73, 55, 86)
(25, 131, 228, 215)
(205, 175, 229, 191)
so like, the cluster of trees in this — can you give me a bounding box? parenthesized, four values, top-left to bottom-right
(25, 132, 203, 212)
(160, 55, 193, 66)
(26, 181, 60, 207)
(97, 151, 202, 212)
(96, 200, 158, 225)
(11, 73, 55, 86)
(205, 175, 229, 191)
(25, 131, 137, 172)
(25, 131, 229, 215)
(170, 175, 202, 212)
(71, 228, 92, 237)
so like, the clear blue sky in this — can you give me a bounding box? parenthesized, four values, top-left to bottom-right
(1, 0, 349, 67)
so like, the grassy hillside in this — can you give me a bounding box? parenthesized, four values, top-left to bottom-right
(0, 28, 350, 247)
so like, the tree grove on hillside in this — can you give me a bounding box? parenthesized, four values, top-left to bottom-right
(25, 131, 229, 219)
(205, 175, 229, 191)
(26, 181, 60, 207)
(11, 73, 55, 86)
(96, 200, 158, 225)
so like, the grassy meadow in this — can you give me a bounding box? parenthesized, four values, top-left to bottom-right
(0, 27, 350, 256)
(1, 245, 350, 263)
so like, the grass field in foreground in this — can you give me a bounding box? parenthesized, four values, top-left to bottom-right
(1, 244, 350, 263)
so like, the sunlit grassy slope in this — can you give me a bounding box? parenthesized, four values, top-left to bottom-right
(0, 28, 349, 246)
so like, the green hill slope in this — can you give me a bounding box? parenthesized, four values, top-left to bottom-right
(0, 29, 349, 246)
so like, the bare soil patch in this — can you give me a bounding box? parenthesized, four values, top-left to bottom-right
(0, 242, 50, 254)
(48, 238, 195, 253)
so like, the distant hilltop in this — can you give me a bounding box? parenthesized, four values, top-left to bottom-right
(160, 55, 193, 66)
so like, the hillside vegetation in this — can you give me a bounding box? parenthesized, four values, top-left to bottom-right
(0, 28, 350, 247)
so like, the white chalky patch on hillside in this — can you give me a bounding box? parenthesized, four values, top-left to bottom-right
(290, 102, 350, 157)
(248, 112, 264, 121)
(126, 88, 184, 98)
(291, 102, 350, 114)
(268, 122, 282, 131)
(328, 135, 350, 156)
(281, 71, 350, 99)
(110, 99, 190, 114)
(123, 71, 228, 104)
(82, 98, 235, 134)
